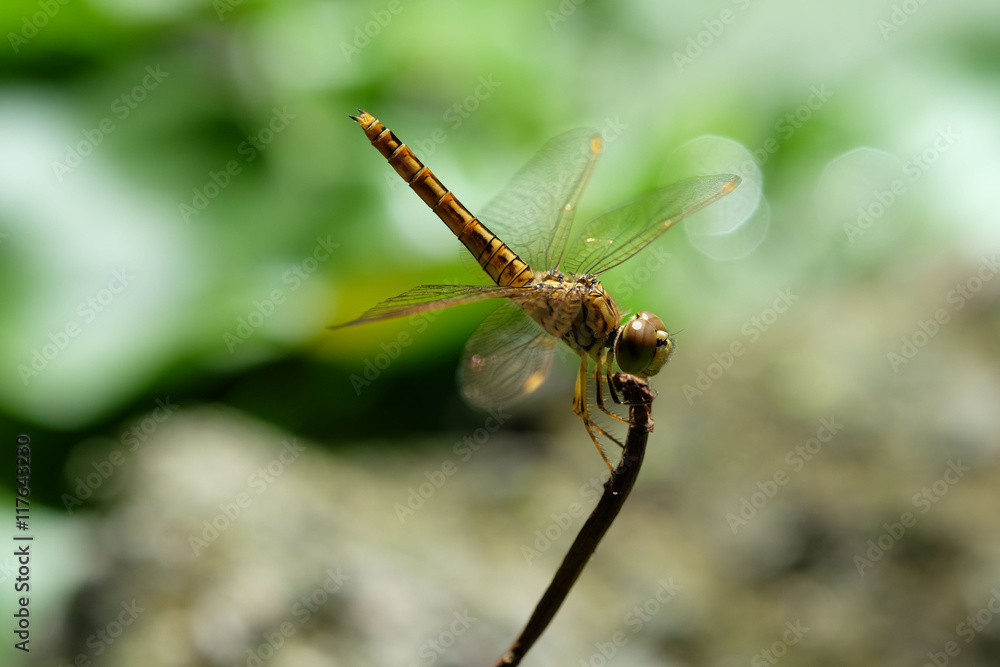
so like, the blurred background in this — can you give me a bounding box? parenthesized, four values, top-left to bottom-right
(2, 1, 1000, 665)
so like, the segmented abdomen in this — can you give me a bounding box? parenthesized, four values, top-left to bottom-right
(351, 110, 534, 288)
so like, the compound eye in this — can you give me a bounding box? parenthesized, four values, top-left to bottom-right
(615, 317, 657, 375)
(636, 311, 666, 332)
(617, 311, 674, 378)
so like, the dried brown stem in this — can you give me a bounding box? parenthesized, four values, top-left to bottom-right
(492, 374, 655, 667)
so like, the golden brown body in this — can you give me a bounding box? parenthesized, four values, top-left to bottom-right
(353, 110, 622, 363)
(347, 110, 740, 472)
(352, 110, 535, 288)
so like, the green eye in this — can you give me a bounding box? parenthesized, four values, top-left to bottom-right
(615, 312, 674, 377)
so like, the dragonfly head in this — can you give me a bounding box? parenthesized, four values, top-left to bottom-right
(614, 311, 674, 378)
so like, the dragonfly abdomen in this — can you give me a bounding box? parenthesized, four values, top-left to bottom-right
(351, 110, 534, 288)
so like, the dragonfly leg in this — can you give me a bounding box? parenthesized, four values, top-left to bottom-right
(605, 349, 655, 407)
(594, 349, 629, 424)
(573, 356, 624, 474)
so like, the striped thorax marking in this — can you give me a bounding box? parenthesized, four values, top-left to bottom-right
(513, 270, 623, 358)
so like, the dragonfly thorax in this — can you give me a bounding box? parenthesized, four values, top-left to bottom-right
(515, 270, 622, 357)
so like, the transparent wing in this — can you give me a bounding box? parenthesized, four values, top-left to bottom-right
(460, 300, 559, 409)
(329, 284, 527, 328)
(477, 128, 602, 271)
(562, 174, 741, 275)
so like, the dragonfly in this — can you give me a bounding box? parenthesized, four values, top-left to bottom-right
(336, 110, 740, 472)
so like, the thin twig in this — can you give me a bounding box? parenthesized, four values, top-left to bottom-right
(492, 374, 655, 667)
